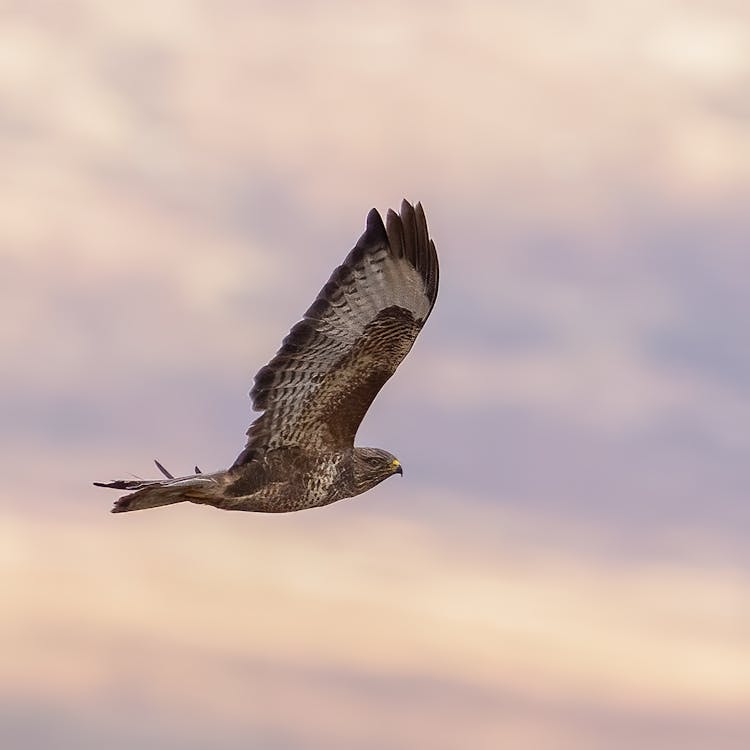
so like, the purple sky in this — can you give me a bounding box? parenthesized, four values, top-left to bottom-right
(2, 2, 749, 748)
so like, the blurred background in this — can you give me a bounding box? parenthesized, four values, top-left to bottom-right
(1, 1, 749, 748)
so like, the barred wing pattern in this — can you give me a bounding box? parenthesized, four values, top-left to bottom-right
(233, 200, 438, 465)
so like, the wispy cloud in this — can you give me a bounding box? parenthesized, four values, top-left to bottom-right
(3, 506, 749, 749)
(2, 1, 749, 747)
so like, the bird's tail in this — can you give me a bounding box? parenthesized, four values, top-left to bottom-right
(94, 469, 220, 513)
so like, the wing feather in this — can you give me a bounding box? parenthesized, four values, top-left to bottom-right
(232, 200, 438, 465)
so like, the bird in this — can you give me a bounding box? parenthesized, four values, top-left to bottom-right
(94, 200, 439, 514)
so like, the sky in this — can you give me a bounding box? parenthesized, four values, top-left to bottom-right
(1, 1, 749, 748)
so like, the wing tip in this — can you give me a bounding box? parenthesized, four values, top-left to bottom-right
(356, 208, 388, 249)
(386, 198, 439, 314)
(386, 207, 404, 258)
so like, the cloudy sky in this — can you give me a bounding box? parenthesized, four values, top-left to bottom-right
(2, 1, 749, 748)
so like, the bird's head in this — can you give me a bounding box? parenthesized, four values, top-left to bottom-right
(351, 447, 403, 495)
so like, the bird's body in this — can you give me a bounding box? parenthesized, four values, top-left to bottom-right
(95, 200, 437, 514)
(224, 446, 349, 513)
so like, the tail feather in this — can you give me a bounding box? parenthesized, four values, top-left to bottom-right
(94, 473, 220, 513)
(154, 459, 175, 479)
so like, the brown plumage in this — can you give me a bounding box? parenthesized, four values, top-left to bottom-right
(94, 200, 439, 513)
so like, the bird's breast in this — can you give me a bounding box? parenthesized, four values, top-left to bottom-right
(303, 451, 351, 506)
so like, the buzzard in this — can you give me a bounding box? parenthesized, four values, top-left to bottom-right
(95, 200, 439, 513)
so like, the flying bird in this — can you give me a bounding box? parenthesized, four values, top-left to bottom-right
(95, 200, 439, 513)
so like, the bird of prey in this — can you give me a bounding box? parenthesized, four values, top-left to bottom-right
(95, 200, 439, 513)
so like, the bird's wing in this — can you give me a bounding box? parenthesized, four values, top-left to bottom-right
(232, 200, 439, 465)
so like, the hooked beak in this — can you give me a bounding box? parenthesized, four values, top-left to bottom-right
(395, 464, 403, 476)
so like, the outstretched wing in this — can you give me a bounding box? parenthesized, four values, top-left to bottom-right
(232, 199, 438, 465)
